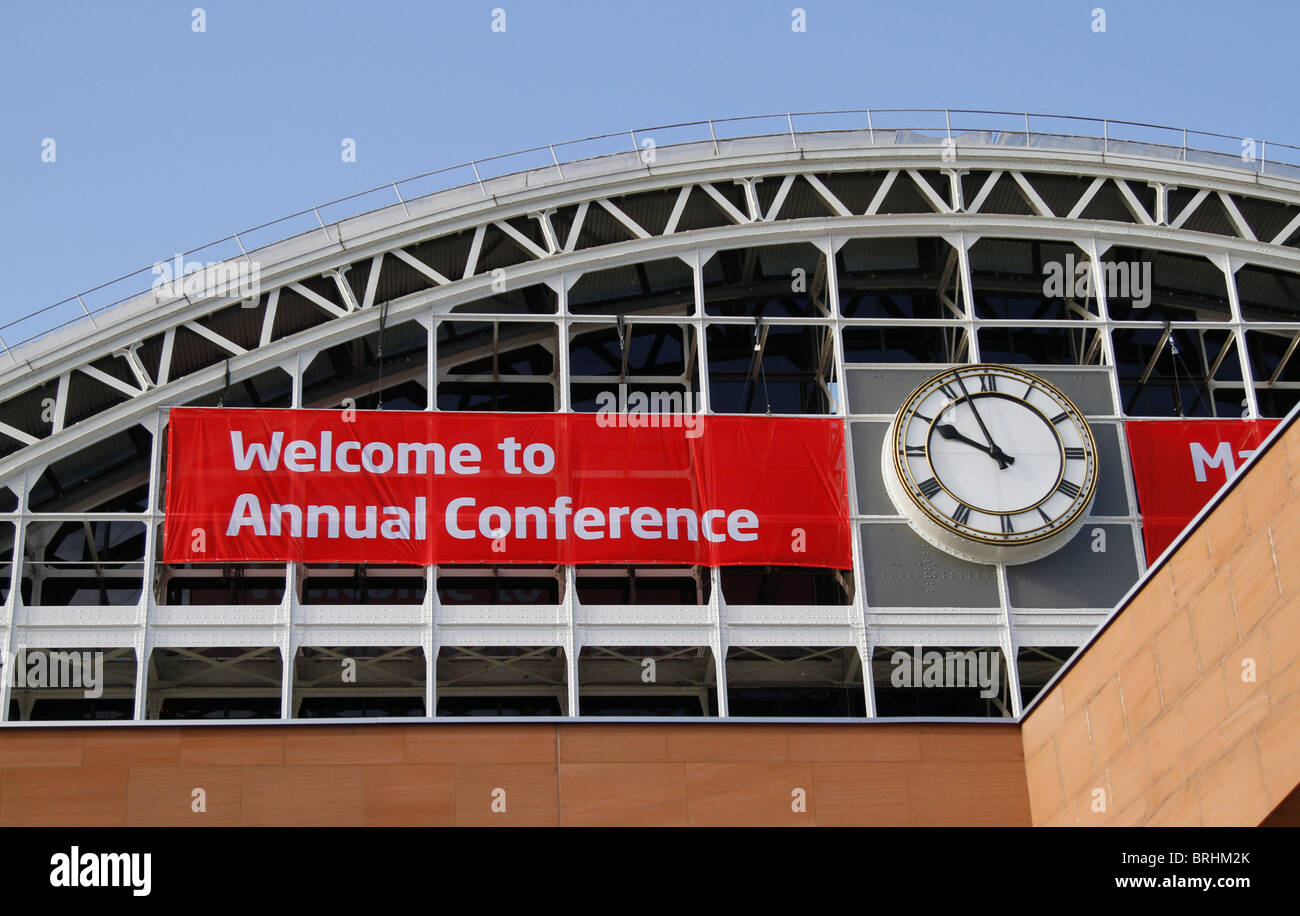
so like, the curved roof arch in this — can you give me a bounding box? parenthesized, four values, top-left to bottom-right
(7, 117, 1300, 484)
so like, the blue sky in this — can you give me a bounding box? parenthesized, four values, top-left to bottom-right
(1, 0, 1296, 334)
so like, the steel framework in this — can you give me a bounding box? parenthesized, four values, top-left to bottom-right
(3, 117, 1300, 720)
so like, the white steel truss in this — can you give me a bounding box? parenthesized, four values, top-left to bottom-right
(3, 129, 1300, 721)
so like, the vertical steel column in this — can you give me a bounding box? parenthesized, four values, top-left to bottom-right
(0, 468, 28, 721)
(426, 312, 438, 716)
(1087, 238, 1149, 574)
(563, 567, 579, 717)
(690, 250, 728, 715)
(1223, 256, 1260, 419)
(825, 234, 876, 716)
(957, 231, 980, 362)
(281, 349, 305, 719)
(557, 274, 579, 715)
(709, 566, 728, 717)
(995, 567, 1023, 717)
(691, 250, 711, 415)
(134, 410, 164, 719)
(280, 579, 297, 720)
(424, 565, 437, 718)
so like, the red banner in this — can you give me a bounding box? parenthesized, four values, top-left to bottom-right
(163, 409, 851, 568)
(1126, 419, 1281, 562)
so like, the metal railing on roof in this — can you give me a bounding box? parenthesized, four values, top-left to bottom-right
(4, 107, 1297, 362)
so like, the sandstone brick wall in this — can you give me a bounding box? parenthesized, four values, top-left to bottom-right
(1022, 419, 1300, 826)
(0, 721, 1030, 826)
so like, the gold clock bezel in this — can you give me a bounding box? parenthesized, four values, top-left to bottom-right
(889, 364, 1099, 548)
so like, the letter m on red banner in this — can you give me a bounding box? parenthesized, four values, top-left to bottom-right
(1125, 418, 1281, 563)
(164, 409, 852, 569)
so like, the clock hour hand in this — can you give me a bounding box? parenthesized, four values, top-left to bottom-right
(950, 374, 1014, 469)
(934, 423, 1016, 468)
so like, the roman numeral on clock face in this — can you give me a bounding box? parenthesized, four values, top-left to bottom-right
(952, 504, 971, 525)
(904, 445, 926, 457)
(1000, 514, 1015, 534)
(1064, 447, 1087, 459)
(979, 372, 997, 392)
(918, 477, 942, 498)
(1058, 479, 1081, 499)
(1051, 411, 1070, 425)
(939, 383, 960, 400)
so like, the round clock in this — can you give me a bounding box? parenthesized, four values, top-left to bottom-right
(881, 364, 1099, 565)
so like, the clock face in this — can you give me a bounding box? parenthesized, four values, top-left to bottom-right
(881, 364, 1099, 565)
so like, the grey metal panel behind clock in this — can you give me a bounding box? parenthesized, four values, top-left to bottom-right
(850, 421, 894, 514)
(1005, 522, 1139, 608)
(1030, 366, 1117, 417)
(846, 365, 1116, 417)
(846, 367, 939, 415)
(859, 523, 1001, 607)
(1087, 422, 1131, 517)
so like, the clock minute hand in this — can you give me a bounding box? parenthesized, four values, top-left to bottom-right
(935, 424, 1016, 466)
(950, 374, 1014, 469)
